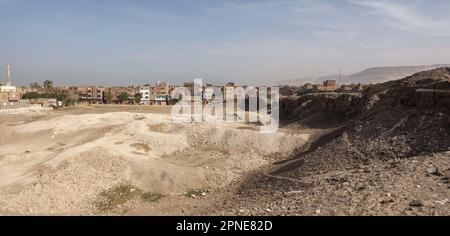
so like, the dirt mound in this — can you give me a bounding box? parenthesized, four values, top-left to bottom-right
(277, 68, 450, 177)
(0, 110, 310, 215)
(206, 68, 450, 216)
(280, 67, 450, 173)
(0, 147, 126, 215)
(281, 93, 361, 129)
(351, 68, 450, 157)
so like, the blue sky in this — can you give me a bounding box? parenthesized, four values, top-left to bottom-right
(1, 0, 450, 86)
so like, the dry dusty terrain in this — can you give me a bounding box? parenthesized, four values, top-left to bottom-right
(0, 105, 310, 215)
(1, 68, 450, 216)
(199, 68, 450, 216)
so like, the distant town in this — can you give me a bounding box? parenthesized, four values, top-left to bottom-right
(0, 64, 370, 110)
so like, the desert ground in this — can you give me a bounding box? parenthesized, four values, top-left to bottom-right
(0, 105, 310, 215)
(1, 68, 450, 216)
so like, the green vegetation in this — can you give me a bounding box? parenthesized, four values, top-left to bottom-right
(29, 82, 41, 89)
(63, 98, 78, 106)
(96, 184, 164, 212)
(104, 92, 113, 104)
(96, 184, 143, 211)
(140, 192, 164, 202)
(134, 92, 142, 103)
(22, 92, 68, 100)
(22, 92, 79, 106)
(43, 80, 53, 89)
(117, 92, 129, 104)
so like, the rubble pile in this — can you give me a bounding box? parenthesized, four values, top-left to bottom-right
(207, 67, 450, 216)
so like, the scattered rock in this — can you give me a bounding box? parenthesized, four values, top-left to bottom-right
(435, 199, 449, 205)
(409, 200, 424, 208)
(380, 197, 394, 204)
(355, 185, 366, 191)
(426, 166, 441, 176)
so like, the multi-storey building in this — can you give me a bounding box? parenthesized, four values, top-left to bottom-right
(153, 82, 170, 105)
(223, 82, 238, 101)
(104, 86, 139, 104)
(183, 82, 195, 97)
(303, 80, 338, 93)
(323, 80, 337, 88)
(139, 86, 151, 105)
(80, 86, 104, 104)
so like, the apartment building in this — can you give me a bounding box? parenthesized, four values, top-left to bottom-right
(223, 82, 238, 101)
(153, 82, 170, 105)
(183, 82, 195, 97)
(80, 87, 104, 104)
(202, 87, 214, 101)
(303, 80, 337, 93)
(104, 86, 139, 104)
(323, 80, 337, 88)
(139, 86, 151, 105)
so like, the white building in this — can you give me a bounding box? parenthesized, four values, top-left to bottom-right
(0, 85, 16, 93)
(0, 64, 28, 109)
(139, 86, 151, 105)
(202, 87, 214, 101)
(224, 86, 236, 101)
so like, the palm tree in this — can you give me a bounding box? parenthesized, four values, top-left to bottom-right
(134, 92, 142, 104)
(30, 82, 41, 89)
(105, 92, 113, 104)
(43, 80, 53, 90)
(117, 92, 129, 104)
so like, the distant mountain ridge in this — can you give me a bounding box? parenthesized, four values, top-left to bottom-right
(275, 64, 450, 86)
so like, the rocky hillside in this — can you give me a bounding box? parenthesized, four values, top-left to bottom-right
(280, 67, 450, 159)
(281, 93, 361, 124)
(207, 67, 450, 216)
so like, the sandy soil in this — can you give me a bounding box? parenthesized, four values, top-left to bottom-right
(0, 105, 310, 215)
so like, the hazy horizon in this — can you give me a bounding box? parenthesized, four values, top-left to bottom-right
(1, 0, 450, 86)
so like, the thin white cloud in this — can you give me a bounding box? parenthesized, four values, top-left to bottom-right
(355, 1, 450, 36)
(204, 0, 338, 21)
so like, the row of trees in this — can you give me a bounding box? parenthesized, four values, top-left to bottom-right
(30, 80, 54, 89)
(22, 92, 68, 100)
(21, 92, 77, 106)
(27, 80, 143, 105)
(23, 91, 142, 104)
(105, 92, 142, 104)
